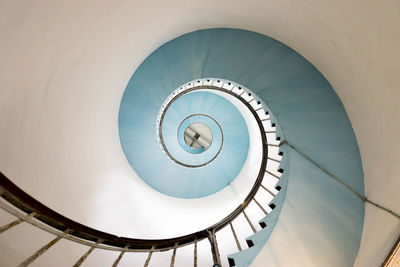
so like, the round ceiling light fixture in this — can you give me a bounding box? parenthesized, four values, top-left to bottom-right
(183, 122, 213, 151)
(178, 115, 217, 154)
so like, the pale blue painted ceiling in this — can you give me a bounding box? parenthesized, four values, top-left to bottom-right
(118, 28, 365, 266)
(119, 89, 249, 198)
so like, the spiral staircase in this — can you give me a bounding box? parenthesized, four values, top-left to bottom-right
(1, 2, 400, 267)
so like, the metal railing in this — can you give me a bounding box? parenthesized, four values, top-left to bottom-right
(383, 235, 400, 267)
(0, 79, 285, 267)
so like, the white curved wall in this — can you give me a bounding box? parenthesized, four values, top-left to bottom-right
(0, 0, 399, 266)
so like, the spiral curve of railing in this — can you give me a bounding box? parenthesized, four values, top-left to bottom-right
(0, 78, 285, 267)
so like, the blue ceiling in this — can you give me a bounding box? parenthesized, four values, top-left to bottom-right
(118, 28, 365, 266)
(119, 88, 248, 198)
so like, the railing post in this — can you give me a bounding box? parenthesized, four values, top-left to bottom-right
(111, 245, 128, 267)
(243, 211, 256, 234)
(253, 198, 268, 215)
(170, 243, 178, 267)
(73, 239, 100, 267)
(144, 246, 154, 267)
(18, 229, 70, 267)
(0, 212, 35, 234)
(260, 184, 276, 197)
(194, 240, 198, 267)
(267, 156, 281, 163)
(229, 222, 242, 251)
(207, 230, 221, 267)
(266, 170, 281, 179)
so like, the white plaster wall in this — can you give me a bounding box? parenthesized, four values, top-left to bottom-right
(0, 0, 399, 265)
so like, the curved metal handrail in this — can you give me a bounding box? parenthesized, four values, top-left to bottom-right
(0, 81, 279, 266)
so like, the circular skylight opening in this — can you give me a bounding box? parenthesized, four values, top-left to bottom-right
(173, 112, 224, 165)
(183, 122, 213, 153)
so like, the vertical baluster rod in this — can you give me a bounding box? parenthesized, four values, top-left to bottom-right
(18, 229, 69, 267)
(260, 184, 276, 197)
(111, 245, 129, 267)
(194, 240, 198, 267)
(243, 211, 256, 234)
(170, 244, 178, 267)
(144, 247, 154, 267)
(208, 230, 221, 267)
(267, 157, 281, 163)
(229, 222, 242, 251)
(266, 170, 281, 179)
(0, 212, 36, 234)
(253, 198, 268, 215)
(267, 144, 280, 147)
(73, 240, 100, 267)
